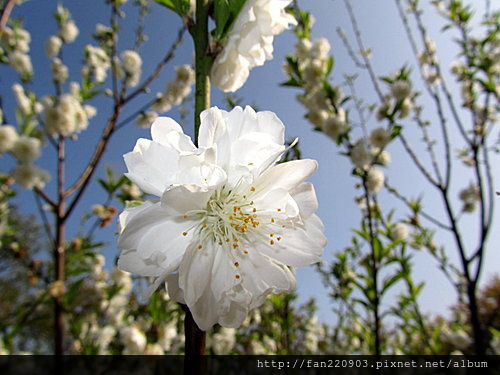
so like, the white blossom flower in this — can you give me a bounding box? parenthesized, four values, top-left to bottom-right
(374, 149, 391, 166)
(120, 326, 147, 354)
(370, 127, 391, 148)
(136, 111, 158, 128)
(51, 58, 69, 82)
(84, 45, 110, 82)
(121, 50, 142, 87)
(365, 167, 384, 193)
(350, 138, 372, 170)
(12, 84, 31, 116)
(8, 51, 33, 76)
(45, 36, 62, 58)
(60, 20, 79, 43)
(11, 136, 41, 162)
(391, 80, 411, 101)
(12, 163, 50, 189)
(175, 64, 195, 84)
(398, 98, 412, 119)
(322, 114, 346, 141)
(117, 106, 326, 330)
(390, 223, 409, 241)
(211, 0, 297, 92)
(0, 125, 19, 153)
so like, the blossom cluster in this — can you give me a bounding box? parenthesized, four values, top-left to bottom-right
(145, 64, 195, 124)
(42, 85, 96, 137)
(211, 0, 296, 92)
(1, 24, 33, 80)
(0, 126, 49, 189)
(287, 36, 349, 143)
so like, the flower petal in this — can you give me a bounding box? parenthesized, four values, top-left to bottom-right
(124, 139, 180, 196)
(151, 117, 196, 152)
(290, 182, 318, 219)
(253, 159, 318, 194)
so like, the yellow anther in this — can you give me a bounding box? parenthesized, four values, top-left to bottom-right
(277, 237, 282, 241)
(277, 208, 282, 212)
(226, 238, 230, 242)
(270, 240, 275, 245)
(253, 208, 257, 213)
(235, 275, 241, 279)
(218, 241, 223, 245)
(202, 224, 207, 228)
(182, 232, 188, 236)
(270, 233, 274, 237)
(248, 162, 254, 166)
(234, 262, 240, 267)
(271, 218, 275, 223)
(197, 245, 203, 249)
(250, 187, 256, 192)
(233, 243, 239, 249)
(183, 215, 189, 219)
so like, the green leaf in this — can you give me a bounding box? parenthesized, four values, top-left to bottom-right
(381, 271, 404, 294)
(154, 0, 176, 12)
(214, 0, 231, 40)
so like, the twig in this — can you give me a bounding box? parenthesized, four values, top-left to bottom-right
(384, 179, 452, 231)
(342, 0, 384, 101)
(0, 0, 15, 31)
(33, 191, 55, 246)
(398, 134, 440, 187)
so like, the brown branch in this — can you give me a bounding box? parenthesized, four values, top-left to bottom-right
(0, 0, 16, 31)
(63, 103, 122, 218)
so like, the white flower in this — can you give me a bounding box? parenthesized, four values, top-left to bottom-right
(121, 50, 142, 75)
(60, 20, 79, 43)
(45, 36, 62, 58)
(175, 64, 195, 84)
(12, 136, 41, 162)
(308, 109, 329, 127)
(365, 167, 384, 193)
(51, 58, 69, 82)
(12, 163, 50, 189)
(390, 223, 409, 241)
(374, 149, 391, 166)
(391, 80, 411, 101)
(136, 111, 158, 128)
(312, 38, 330, 60)
(0, 125, 19, 153)
(120, 326, 147, 354)
(350, 138, 372, 170)
(322, 114, 346, 141)
(84, 45, 110, 82)
(370, 127, 391, 148)
(8, 51, 33, 76)
(117, 106, 326, 330)
(12, 84, 31, 116)
(211, 0, 297, 92)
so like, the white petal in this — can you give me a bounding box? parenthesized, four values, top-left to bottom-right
(178, 242, 216, 306)
(160, 184, 212, 217)
(290, 182, 318, 219)
(238, 250, 295, 309)
(254, 215, 325, 267)
(118, 249, 163, 277)
(124, 139, 180, 196)
(253, 159, 318, 195)
(151, 117, 195, 152)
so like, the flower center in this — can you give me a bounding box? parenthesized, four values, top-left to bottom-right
(181, 184, 284, 261)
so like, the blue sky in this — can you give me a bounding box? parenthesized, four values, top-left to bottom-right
(2, 0, 498, 324)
